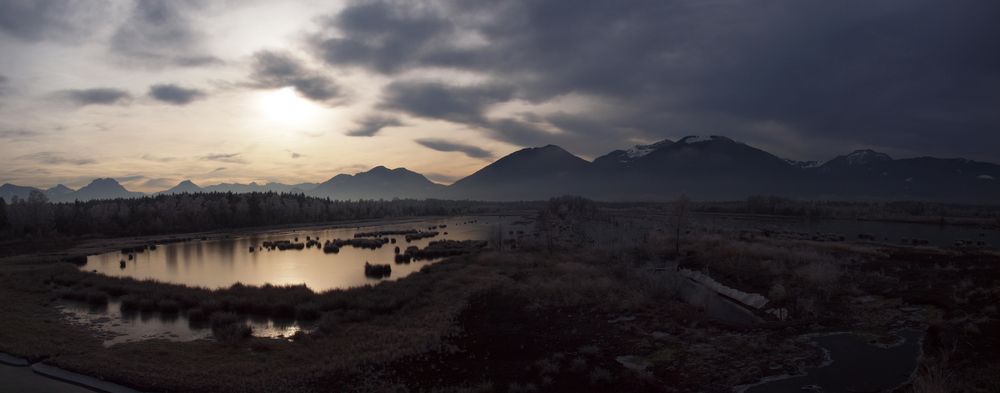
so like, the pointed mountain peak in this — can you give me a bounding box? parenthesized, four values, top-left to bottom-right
(46, 184, 75, 193)
(509, 144, 579, 159)
(177, 179, 198, 186)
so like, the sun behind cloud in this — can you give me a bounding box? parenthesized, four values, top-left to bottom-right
(255, 87, 325, 128)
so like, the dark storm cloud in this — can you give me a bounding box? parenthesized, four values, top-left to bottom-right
(379, 81, 513, 124)
(18, 151, 95, 165)
(310, 1, 462, 73)
(248, 50, 344, 104)
(110, 0, 222, 67)
(57, 88, 132, 106)
(0, 0, 101, 42)
(148, 84, 206, 105)
(414, 138, 493, 159)
(314, 0, 1000, 161)
(345, 114, 403, 137)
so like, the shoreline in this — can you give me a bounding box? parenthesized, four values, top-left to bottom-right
(0, 211, 534, 266)
(1, 352, 141, 393)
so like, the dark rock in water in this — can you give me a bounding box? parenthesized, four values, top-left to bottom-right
(404, 231, 439, 242)
(364, 262, 391, 278)
(120, 245, 145, 254)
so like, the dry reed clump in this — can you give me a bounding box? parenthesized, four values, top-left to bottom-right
(908, 360, 954, 393)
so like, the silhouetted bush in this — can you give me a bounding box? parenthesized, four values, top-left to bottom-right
(364, 262, 391, 278)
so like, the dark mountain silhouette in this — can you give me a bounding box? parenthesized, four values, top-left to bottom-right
(160, 180, 204, 195)
(809, 151, 1000, 201)
(309, 166, 445, 200)
(72, 178, 143, 201)
(448, 145, 590, 200)
(0, 183, 40, 202)
(3, 136, 999, 203)
(590, 136, 803, 200)
(45, 184, 76, 202)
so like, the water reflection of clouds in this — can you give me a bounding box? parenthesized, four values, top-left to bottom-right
(81, 216, 519, 291)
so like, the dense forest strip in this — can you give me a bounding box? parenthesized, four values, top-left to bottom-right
(0, 191, 539, 242)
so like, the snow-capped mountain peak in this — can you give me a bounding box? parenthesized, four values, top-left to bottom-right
(843, 149, 892, 165)
(625, 139, 674, 159)
(677, 135, 735, 145)
(785, 159, 822, 169)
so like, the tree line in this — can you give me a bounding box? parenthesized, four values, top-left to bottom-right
(0, 191, 529, 241)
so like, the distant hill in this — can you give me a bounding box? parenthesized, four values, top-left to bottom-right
(0, 183, 40, 202)
(448, 145, 590, 200)
(160, 180, 204, 195)
(309, 166, 445, 200)
(45, 184, 76, 202)
(3, 136, 999, 203)
(72, 178, 143, 201)
(591, 136, 803, 200)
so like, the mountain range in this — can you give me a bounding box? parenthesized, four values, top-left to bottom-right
(2, 136, 998, 204)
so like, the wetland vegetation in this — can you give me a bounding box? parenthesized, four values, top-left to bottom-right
(1, 196, 999, 392)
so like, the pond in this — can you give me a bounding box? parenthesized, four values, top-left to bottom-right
(67, 216, 532, 345)
(82, 216, 529, 292)
(740, 329, 924, 393)
(58, 299, 313, 345)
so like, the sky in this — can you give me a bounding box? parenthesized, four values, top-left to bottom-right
(1, 0, 998, 191)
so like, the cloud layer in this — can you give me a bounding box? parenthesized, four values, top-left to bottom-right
(148, 84, 205, 105)
(248, 50, 344, 105)
(312, 0, 1000, 158)
(415, 138, 493, 159)
(57, 88, 132, 106)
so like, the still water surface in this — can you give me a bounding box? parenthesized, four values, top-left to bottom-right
(82, 216, 528, 292)
(66, 216, 530, 345)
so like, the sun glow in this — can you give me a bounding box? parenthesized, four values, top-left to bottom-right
(256, 87, 325, 127)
